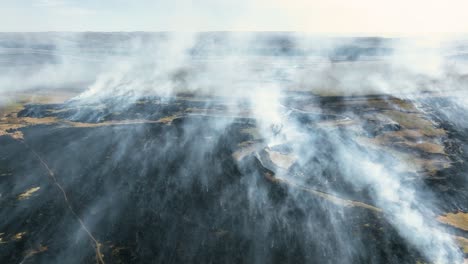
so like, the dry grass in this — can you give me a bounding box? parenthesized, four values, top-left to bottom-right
(384, 110, 445, 136)
(265, 148, 297, 170)
(24, 245, 48, 257)
(365, 98, 418, 112)
(393, 142, 446, 155)
(454, 236, 468, 254)
(18, 187, 41, 200)
(0, 94, 62, 140)
(65, 118, 169, 128)
(0, 102, 23, 118)
(264, 172, 382, 213)
(156, 114, 180, 124)
(4, 90, 78, 105)
(13, 232, 26, 241)
(388, 129, 430, 140)
(437, 212, 468, 231)
(358, 108, 450, 174)
(0, 116, 59, 140)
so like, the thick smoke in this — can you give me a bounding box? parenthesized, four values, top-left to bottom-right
(75, 33, 466, 262)
(1, 32, 467, 263)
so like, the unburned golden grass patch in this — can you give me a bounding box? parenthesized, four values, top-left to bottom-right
(0, 90, 78, 140)
(64, 118, 168, 128)
(412, 142, 446, 154)
(0, 102, 23, 118)
(157, 114, 180, 124)
(315, 117, 355, 127)
(265, 148, 297, 170)
(438, 212, 468, 231)
(18, 187, 41, 200)
(0, 232, 27, 244)
(25, 244, 48, 255)
(356, 108, 450, 175)
(388, 129, 430, 140)
(0, 98, 61, 140)
(0, 123, 24, 139)
(454, 236, 468, 254)
(366, 98, 418, 112)
(356, 136, 451, 175)
(13, 232, 26, 241)
(387, 98, 418, 111)
(393, 142, 446, 155)
(3, 90, 78, 105)
(263, 172, 382, 213)
(384, 110, 445, 137)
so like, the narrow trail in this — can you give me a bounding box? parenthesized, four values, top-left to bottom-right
(255, 154, 382, 213)
(20, 140, 105, 264)
(263, 171, 382, 212)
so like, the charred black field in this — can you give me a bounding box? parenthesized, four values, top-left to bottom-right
(1, 33, 468, 264)
(0, 92, 467, 264)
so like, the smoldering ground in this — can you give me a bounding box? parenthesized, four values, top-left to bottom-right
(0, 32, 468, 263)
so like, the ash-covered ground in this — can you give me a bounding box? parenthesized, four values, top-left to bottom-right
(0, 33, 468, 264)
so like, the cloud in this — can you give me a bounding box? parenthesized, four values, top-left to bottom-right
(36, 0, 65, 7)
(3, 0, 468, 33)
(35, 0, 96, 16)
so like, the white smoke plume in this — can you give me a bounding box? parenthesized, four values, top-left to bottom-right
(1, 32, 468, 263)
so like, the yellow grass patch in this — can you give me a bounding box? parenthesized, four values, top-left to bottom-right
(13, 232, 26, 241)
(385, 110, 445, 136)
(18, 187, 41, 200)
(438, 212, 468, 231)
(265, 148, 297, 170)
(454, 236, 468, 254)
(24, 244, 48, 256)
(157, 114, 180, 124)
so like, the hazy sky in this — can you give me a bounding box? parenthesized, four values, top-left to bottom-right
(2, 0, 468, 34)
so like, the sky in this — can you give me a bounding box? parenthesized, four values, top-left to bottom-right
(2, 0, 468, 34)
